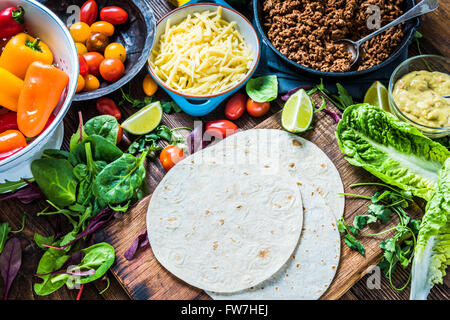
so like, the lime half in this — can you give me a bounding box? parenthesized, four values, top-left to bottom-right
(364, 81, 390, 112)
(122, 101, 163, 135)
(281, 89, 314, 133)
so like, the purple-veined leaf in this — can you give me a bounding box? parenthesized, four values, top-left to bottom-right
(0, 238, 22, 300)
(124, 229, 149, 261)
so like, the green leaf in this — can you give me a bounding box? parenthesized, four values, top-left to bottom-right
(34, 233, 54, 250)
(161, 101, 181, 114)
(368, 203, 391, 224)
(0, 222, 12, 254)
(353, 214, 378, 230)
(84, 115, 120, 146)
(246, 75, 278, 103)
(69, 135, 123, 167)
(344, 234, 365, 255)
(336, 104, 450, 201)
(0, 179, 32, 194)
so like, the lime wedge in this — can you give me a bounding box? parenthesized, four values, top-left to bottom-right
(364, 81, 390, 112)
(281, 89, 314, 133)
(121, 101, 163, 135)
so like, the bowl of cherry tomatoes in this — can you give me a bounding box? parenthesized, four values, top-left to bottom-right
(40, 0, 156, 101)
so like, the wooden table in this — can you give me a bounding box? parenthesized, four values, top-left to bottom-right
(1, 0, 449, 300)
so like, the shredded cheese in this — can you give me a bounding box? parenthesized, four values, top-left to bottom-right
(149, 8, 253, 96)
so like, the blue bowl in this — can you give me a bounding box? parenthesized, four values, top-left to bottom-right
(147, 0, 261, 117)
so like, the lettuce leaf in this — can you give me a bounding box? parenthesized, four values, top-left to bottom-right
(410, 158, 450, 300)
(336, 104, 450, 201)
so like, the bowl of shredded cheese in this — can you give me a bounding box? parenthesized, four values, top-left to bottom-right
(147, 0, 260, 116)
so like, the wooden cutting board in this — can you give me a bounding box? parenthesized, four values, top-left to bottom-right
(94, 97, 423, 300)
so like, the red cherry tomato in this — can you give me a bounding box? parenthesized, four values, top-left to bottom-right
(100, 7, 128, 25)
(80, 0, 98, 26)
(225, 92, 246, 120)
(160, 145, 185, 172)
(0, 112, 18, 133)
(205, 120, 238, 139)
(96, 97, 121, 120)
(99, 58, 125, 82)
(246, 98, 270, 117)
(83, 52, 104, 77)
(78, 54, 89, 76)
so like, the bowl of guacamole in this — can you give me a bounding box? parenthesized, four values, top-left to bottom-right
(389, 55, 450, 138)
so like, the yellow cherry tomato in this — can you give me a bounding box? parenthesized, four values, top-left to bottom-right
(104, 43, 126, 63)
(76, 74, 85, 93)
(70, 22, 91, 43)
(143, 74, 158, 97)
(84, 74, 100, 92)
(90, 21, 115, 37)
(75, 42, 88, 55)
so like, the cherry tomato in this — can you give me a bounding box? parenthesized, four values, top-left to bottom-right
(80, 0, 98, 26)
(83, 52, 104, 77)
(99, 58, 125, 82)
(160, 145, 186, 172)
(0, 112, 18, 133)
(142, 74, 158, 96)
(205, 120, 238, 139)
(100, 6, 129, 25)
(84, 74, 100, 91)
(75, 42, 88, 55)
(225, 93, 246, 120)
(96, 97, 121, 120)
(76, 74, 85, 93)
(78, 54, 89, 76)
(0, 130, 27, 154)
(86, 32, 110, 53)
(70, 22, 91, 43)
(90, 21, 115, 37)
(246, 98, 270, 117)
(104, 43, 126, 63)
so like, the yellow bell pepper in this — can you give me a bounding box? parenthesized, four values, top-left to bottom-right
(0, 67, 23, 112)
(0, 33, 53, 79)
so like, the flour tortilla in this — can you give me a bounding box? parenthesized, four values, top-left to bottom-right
(207, 183, 341, 299)
(147, 161, 304, 293)
(198, 129, 345, 219)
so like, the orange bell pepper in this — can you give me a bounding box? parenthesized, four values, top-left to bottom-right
(0, 67, 23, 111)
(0, 129, 27, 153)
(17, 62, 69, 138)
(0, 33, 53, 79)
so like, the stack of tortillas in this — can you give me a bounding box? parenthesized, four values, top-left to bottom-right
(146, 129, 344, 299)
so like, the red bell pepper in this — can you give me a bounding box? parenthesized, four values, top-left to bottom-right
(0, 7, 25, 38)
(0, 112, 18, 134)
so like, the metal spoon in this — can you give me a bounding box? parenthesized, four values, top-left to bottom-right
(338, 0, 439, 67)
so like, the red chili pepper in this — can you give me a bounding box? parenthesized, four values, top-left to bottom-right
(205, 120, 238, 139)
(0, 7, 25, 38)
(96, 97, 121, 120)
(78, 54, 89, 76)
(0, 146, 24, 162)
(80, 0, 98, 26)
(0, 112, 18, 133)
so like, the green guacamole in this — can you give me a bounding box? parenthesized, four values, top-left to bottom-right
(393, 70, 450, 128)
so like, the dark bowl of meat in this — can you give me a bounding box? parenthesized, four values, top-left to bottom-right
(254, 0, 420, 78)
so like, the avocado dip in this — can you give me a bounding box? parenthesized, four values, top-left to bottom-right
(393, 70, 450, 128)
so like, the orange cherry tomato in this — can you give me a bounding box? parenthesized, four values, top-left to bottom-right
(84, 74, 100, 91)
(70, 22, 91, 43)
(246, 98, 270, 117)
(75, 42, 88, 55)
(99, 58, 124, 82)
(142, 74, 158, 96)
(90, 21, 115, 37)
(104, 43, 126, 63)
(160, 145, 186, 172)
(0, 130, 27, 153)
(83, 52, 104, 77)
(225, 92, 246, 120)
(76, 74, 85, 93)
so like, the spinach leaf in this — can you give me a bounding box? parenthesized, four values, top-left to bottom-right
(34, 233, 54, 250)
(93, 151, 148, 205)
(0, 222, 12, 254)
(42, 149, 70, 160)
(84, 115, 120, 145)
(34, 247, 71, 296)
(246, 75, 278, 103)
(69, 135, 123, 167)
(31, 159, 78, 207)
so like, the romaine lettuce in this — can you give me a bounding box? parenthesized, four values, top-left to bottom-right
(336, 104, 450, 201)
(410, 158, 450, 300)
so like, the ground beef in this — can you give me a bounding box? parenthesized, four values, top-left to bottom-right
(262, 0, 405, 72)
